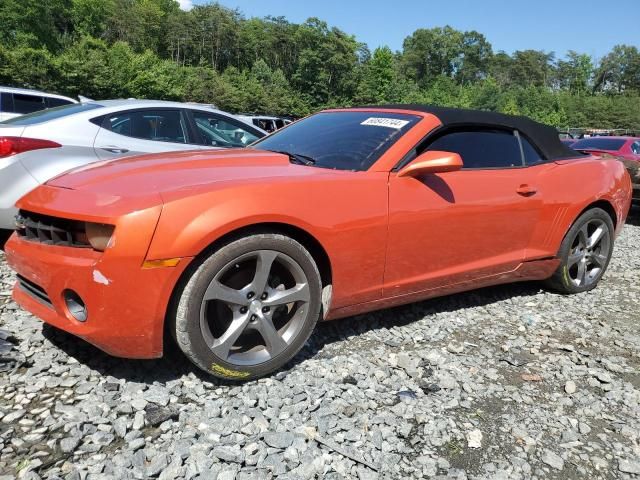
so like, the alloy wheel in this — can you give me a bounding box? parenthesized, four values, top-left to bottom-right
(567, 218, 611, 287)
(199, 250, 311, 366)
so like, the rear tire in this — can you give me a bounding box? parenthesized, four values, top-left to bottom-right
(173, 234, 322, 381)
(545, 208, 614, 294)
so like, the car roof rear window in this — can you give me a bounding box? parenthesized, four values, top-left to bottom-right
(571, 138, 626, 151)
(1, 103, 103, 125)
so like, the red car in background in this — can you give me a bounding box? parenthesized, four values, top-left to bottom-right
(571, 136, 640, 161)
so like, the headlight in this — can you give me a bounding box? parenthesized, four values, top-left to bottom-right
(16, 210, 115, 251)
(84, 223, 115, 251)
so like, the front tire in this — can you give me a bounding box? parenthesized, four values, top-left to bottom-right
(545, 208, 615, 294)
(174, 234, 322, 381)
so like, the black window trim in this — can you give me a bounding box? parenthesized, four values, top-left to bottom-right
(45, 96, 74, 108)
(95, 107, 192, 145)
(393, 123, 552, 172)
(12, 93, 47, 115)
(185, 109, 265, 147)
(0, 92, 14, 113)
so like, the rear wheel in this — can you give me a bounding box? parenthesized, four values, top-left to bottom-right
(545, 208, 614, 294)
(174, 234, 322, 380)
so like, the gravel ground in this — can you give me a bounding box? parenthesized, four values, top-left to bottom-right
(1, 213, 639, 480)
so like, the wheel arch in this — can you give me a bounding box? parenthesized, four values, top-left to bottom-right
(163, 222, 333, 348)
(192, 222, 333, 289)
(553, 198, 618, 258)
(576, 199, 617, 229)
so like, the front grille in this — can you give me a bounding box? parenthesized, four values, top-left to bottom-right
(16, 211, 89, 248)
(17, 274, 53, 309)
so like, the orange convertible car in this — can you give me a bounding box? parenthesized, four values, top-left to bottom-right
(5, 106, 632, 380)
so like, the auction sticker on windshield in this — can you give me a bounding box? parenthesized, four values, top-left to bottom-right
(360, 117, 410, 129)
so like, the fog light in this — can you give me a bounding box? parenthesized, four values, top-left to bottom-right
(63, 290, 87, 322)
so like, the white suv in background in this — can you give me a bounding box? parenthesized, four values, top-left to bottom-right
(0, 86, 77, 121)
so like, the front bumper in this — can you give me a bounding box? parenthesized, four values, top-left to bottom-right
(4, 187, 192, 359)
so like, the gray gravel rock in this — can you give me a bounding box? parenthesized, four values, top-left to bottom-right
(541, 450, 564, 470)
(145, 404, 177, 426)
(619, 459, 640, 474)
(60, 435, 81, 453)
(263, 431, 295, 449)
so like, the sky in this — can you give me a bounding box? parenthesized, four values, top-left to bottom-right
(183, 0, 639, 61)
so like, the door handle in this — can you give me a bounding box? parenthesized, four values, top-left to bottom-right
(100, 147, 129, 154)
(516, 184, 537, 196)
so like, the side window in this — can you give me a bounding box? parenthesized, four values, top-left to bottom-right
(425, 129, 523, 169)
(13, 94, 46, 114)
(520, 136, 544, 166)
(103, 110, 187, 144)
(255, 118, 275, 132)
(192, 111, 261, 148)
(0, 93, 12, 113)
(632, 142, 640, 155)
(47, 97, 74, 108)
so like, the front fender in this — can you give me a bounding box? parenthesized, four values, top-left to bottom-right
(145, 173, 389, 310)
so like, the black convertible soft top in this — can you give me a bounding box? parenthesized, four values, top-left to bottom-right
(359, 104, 579, 161)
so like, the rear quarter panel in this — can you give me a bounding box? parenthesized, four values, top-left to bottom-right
(19, 120, 102, 184)
(527, 156, 631, 259)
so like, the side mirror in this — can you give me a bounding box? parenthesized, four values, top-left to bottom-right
(397, 151, 463, 178)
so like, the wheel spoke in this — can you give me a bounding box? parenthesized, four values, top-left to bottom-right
(210, 313, 250, 360)
(576, 260, 587, 286)
(568, 250, 582, 267)
(588, 225, 605, 249)
(577, 224, 589, 248)
(251, 251, 278, 295)
(204, 281, 247, 306)
(254, 314, 288, 355)
(591, 253, 608, 268)
(264, 283, 310, 307)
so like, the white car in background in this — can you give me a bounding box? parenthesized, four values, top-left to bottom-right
(0, 86, 77, 121)
(0, 99, 266, 240)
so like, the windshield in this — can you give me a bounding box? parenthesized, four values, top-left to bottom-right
(571, 138, 626, 151)
(252, 111, 421, 171)
(1, 102, 103, 125)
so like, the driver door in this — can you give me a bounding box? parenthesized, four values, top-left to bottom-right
(384, 128, 543, 297)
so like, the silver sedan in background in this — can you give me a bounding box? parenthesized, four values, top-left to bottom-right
(0, 100, 266, 240)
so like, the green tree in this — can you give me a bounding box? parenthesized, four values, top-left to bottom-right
(71, 0, 115, 39)
(509, 50, 555, 88)
(400, 26, 491, 87)
(594, 45, 640, 93)
(356, 46, 396, 103)
(555, 51, 593, 93)
(0, 0, 639, 131)
(0, 0, 73, 51)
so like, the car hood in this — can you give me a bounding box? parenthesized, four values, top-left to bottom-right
(47, 148, 319, 197)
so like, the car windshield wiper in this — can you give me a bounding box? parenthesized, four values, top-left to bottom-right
(271, 150, 316, 166)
